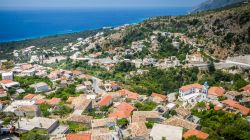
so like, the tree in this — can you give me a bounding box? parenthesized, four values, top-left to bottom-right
(145, 121, 154, 129)
(208, 62, 215, 73)
(53, 104, 72, 118)
(67, 121, 89, 133)
(20, 129, 49, 140)
(117, 118, 129, 128)
(39, 104, 51, 117)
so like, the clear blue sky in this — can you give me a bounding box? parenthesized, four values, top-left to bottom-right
(0, 0, 207, 8)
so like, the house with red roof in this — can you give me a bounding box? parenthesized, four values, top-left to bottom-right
(98, 95, 113, 107)
(35, 99, 46, 105)
(47, 98, 61, 105)
(179, 83, 208, 106)
(109, 102, 135, 119)
(241, 84, 250, 91)
(23, 94, 36, 100)
(127, 92, 139, 100)
(118, 89, 140, 100)
(179, 83, 204, 96)
(0, 80, 20, 90)
(183, 129, 209, 139)
(66, 133, 91, 140)
(151, 93, 167, 103)
(222, 99, 250, 115)
(71, 70, 83, 77)
(208, 87, 225, 99)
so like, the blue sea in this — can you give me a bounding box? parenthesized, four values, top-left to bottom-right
(0, 7, 191, 42)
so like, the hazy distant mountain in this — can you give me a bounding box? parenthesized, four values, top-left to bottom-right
(192, 0, 246, 13)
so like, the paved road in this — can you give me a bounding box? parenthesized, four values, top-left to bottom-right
(91, 76, 106, 94)
(225, 60, 250, 67)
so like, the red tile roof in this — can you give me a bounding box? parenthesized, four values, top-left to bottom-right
(72, 70, 83, 75)
(109, 111, 131, 118)
(47, 98, 61, 105)
(109, 102, 135, 118)
(222, 99, 250, 115)
(116, 102, 135, 111)
(183, 129, 209, 139)
(208, 87, 225, 96)
(0, 80, 14, 84)
(118, 89, 139, 100)
(118, 89, 131, 96)
(151, 93, 167, 100)
(23, 94, 36, 100)
(180, 83, 203, 91)
(241, 84, 250, 91)
(36, 99, 46, 105)
(66, 133, 91, 140)
(98, 95, 112, 106)
(214, 105, 222, 111)
(127, 92, 139, 100)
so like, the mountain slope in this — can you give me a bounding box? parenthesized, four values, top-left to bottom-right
(112, 3, 250, 59)
(192, 0, 246, 13)
(0, 3, 249, 61)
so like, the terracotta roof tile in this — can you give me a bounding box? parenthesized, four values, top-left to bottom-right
(98, 95, 112, 106)
(47, 98, 61, 105)
(108, 102, 135, 118)
(183, 129, 209, 139)
(214, 105, 222, 111)
(23, 94, 36, 100)
(116, 102, 135, 112)
(208, 87, 225, 96)
(151, 93, 167, 100)
(222, 99, 250, 115)
(0, 80, 14, 84)
(35, 99, 46, 105)
(66, 133, 91, 140)
(72, 70, 83, 75)
(180, 83, 203, 92)
(127, 92, 139, 100)
(241, 84, 250, 91)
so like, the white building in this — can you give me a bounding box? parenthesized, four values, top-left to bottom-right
(30, 82, 49, 93)
(0, 80, 20, 90)
(179, 82, 208, 106)
(2, 72, 13, 80)
(150, 124, 183, 140)
(4, 100, 35, 112)
(21, 69, 35, 76)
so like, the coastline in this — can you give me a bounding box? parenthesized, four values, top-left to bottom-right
(0, 7, 191, 44)
(0, 18, 146, 44)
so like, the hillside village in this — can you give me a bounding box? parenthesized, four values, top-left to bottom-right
(0, 2, 250, 140)
(0, 60, 250, 140)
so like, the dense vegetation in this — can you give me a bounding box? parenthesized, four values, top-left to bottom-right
(135, 101, 157, 111)
(20, 129, 49, 140)
(46, 84, 78, 101)
(127, 67, 199, 95)
(66, 121, 90, 133)
(191, 109, 250, 140)
(14, 76, 53, 91)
